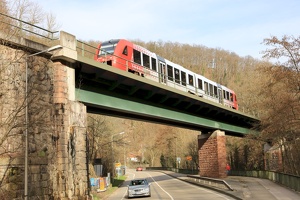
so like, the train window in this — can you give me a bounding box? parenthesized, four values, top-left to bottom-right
(188, 74, 194, 86)
(223, 90, 226, 99)
(204, 82, 208, 94)
(226, 91, 229, 100)
(214, 86, 218, 97)
(122, 46, 128, 55)
(151, 57, 157, 71)
(209, 84, 213, 96)
(181, 71, 186, 86)
(143, 54, 150, 68)
(230, 93, 233, 101)
(133, 49, 141, 65)
(174, 68, 180, 83)
(198, 78, 203, 90)
(99, 42, 117, 55)
(167, 65, 173, 81)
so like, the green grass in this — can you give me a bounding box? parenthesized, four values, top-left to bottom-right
(112, 175, 127, 187)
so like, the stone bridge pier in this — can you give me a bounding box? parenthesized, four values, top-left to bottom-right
(45, 32, 89, 199)
(0, 31, 89, 199)
(198, 130, 228, 178)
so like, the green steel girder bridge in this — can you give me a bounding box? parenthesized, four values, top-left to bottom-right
(0, 10, 259, 137)
(73, 52, 259, 137)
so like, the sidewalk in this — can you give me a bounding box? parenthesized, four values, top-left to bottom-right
(161, 171, 300, 200)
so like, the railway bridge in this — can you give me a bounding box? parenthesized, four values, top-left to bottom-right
(0, 19, 259, 199)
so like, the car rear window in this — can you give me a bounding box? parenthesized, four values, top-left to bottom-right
(131, 180, 146, 185)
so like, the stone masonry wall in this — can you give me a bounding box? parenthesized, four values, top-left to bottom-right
(0, 45, 28, 199)
(0, 44, 88, 199)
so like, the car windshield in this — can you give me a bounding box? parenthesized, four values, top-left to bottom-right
(130, 180, 146, 186)
(98, 40, 119, 56)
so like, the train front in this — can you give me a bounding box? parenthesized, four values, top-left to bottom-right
(94, 39, 121, 66)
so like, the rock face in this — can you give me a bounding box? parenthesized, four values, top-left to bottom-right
(0, 43, 88, 199)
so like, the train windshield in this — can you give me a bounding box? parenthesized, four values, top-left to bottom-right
(98, 40, 119, 56)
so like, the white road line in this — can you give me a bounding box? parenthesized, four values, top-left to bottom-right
(168, 174, 233, 200)
(121, 189, 127, 200)
(121, 171, 232, 200)
(146, 172, 174, 200)
(121, 172, 135, 200)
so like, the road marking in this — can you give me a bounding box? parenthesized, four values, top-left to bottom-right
(168, 173, 234, 200)
(119, 170, 233, 200)
(146, 172, 174, 200)
(120, 172, 135, 200)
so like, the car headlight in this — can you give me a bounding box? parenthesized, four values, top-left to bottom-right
(128, 189, 134, 193)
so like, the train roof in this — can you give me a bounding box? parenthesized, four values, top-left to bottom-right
(101, 39, 120, 45)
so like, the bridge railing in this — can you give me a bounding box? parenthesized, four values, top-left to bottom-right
(76, 40, 98, 59)
(0, 12, 59, 46)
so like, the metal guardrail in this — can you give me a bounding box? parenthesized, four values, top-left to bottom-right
(146, 167, 199, 175)
(230, 170, 300, 192)
(186, 175, 234, 191)
(147, 167, 233, 191)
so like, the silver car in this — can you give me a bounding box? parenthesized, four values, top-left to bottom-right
(127, 179, 151, 198)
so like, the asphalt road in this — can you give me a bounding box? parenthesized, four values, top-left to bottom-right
(104, 169, 236, 200)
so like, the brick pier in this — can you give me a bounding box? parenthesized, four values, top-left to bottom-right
(198, 130, 227, 178)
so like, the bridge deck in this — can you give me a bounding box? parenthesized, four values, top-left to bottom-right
(74, 54, 259, 136)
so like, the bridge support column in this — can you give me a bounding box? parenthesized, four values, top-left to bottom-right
(50, 32, 88, 199)
(198, 130, 227, 178)
(50, 60, 88, 199)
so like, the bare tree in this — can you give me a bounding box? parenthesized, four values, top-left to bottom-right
(7, 0, 60, 40)
(45, 12, 61, 37)
(0, 1, 61, 197)
(259, 35, 300, 175)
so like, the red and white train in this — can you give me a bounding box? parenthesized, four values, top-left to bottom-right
(94, 39, 238, 110)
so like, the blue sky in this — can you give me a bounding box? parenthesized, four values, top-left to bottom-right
(31, 0, 300, 59)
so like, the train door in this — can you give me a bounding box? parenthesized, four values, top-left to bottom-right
(218, 88, 222, 103)
(217, 85, 222, 104)
(159, 61, 167, 84)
